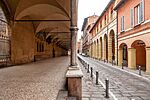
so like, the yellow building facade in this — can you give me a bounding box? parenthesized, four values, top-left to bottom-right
(90, 0, 118, 64)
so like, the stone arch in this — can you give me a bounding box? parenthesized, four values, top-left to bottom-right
(15, 1, 70, 19)
(131, 40, 146, 71)
(99, 37, 103, 60)
(104, 34, 108, 62)
(96, 39, 99, 59)
(92, 41, 94, 58)
(108, 29, 115, 62)
(119, 43, 128, 67)
(94, 41, 96, 58)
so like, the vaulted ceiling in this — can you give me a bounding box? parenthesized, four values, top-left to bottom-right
(2, 0, 71, 50)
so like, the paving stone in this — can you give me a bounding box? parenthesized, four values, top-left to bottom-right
(129, 96, 143, 100)
(82, 98, 89, 100)
(79, 55, 150, 100)
(0, 57, 69, 100)
(78, 59, 113, 100)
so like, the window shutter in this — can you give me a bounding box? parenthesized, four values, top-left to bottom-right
(121, 16, 124, 32)
(130, 8, 134, 27)
(140, 0, 144, 22)
(121, 17, 122, 31)
(137, 5, 140, 24)
(123, 16, 124, 31)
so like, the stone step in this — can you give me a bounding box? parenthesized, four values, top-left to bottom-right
(56, 90, 68, 100)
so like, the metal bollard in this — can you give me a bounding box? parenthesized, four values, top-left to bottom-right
(139, 66, 141, 75)
(104, 59, 105, 63)
(85, 63, 87, 69)
(96, 71, 99, 85)
(122, 62, 124, 69)
(91, 67, 93, 78)
(87, 64, 90, 73)
(105, 78, 109, 98)
(85, 62, 87, 68)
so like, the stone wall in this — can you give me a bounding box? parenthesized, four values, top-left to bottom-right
(11, 21, 35, 64)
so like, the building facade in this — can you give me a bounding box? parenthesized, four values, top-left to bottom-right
(115, 0, 150, 73)
(89, 0, 118, 64)
(77, 39, 82, 54)
(81, 15, 98, 56)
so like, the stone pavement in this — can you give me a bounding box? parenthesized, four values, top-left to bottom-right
(0, 56, 69, 100)
(78, 55, 150, 100)
(78, 59, 113, 100)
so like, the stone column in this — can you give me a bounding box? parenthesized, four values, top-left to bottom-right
(118, 49, 123, 66)
(128, 48, 136, 69)
(70, 27, 78, 66)
(96, 42, 99, 59)
(93, 43, 95, 58)
(103, 38, 106, 60)
(94, 42, 96, 58)
(108, 37, 112, 62)
(70, 0, 78, 66)
(115, 40, 118, 65)
(67, 1, 83, 100)
(99, 40, 102, 60)
(97, 41, 100, 59)
(146, 47, 150, 73)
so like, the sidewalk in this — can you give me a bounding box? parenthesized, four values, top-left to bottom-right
(78, 55, 150, 100)
(0, 56, 69, 100)
(89, 57, 150, 82)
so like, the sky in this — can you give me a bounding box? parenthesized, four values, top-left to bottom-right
(78, 0, 111, 41)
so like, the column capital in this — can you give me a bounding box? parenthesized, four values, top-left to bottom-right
(128, 48, 135, 50)
(146, 47, 150, 50)
(70, 26, 79, 31)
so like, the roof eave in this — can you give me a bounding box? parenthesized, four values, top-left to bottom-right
(89, 0, 115, 33)
(114, 0, 125, 10)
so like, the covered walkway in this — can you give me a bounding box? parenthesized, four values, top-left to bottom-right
(0, 56, 69, 100)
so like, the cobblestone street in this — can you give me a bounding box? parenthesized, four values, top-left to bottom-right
(0, 57, 69, 100)
(78, 55, 150, 100)
(78, 60, 113, 100)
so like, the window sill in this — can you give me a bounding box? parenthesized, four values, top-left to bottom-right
(120, 30, 125, 33)
(134, 23, 141, 28)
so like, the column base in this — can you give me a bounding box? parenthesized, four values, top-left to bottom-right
(66, 66, 83, 100)
(128, 48, 136, 69)
(146, 47, 150, 74)
(146, 69, 150, 74)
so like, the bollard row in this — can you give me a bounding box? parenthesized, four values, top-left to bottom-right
(77, 56, 109, 98)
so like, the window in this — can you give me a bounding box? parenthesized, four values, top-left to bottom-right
(130, 8, 134, 27)
(97, 26, 99, 33)
(136, 4, 140, 24)
(111, 10, 113, 20)
(100, 24, 102, 30)
(110, 7, 113, 20)
(121, 16, 124, 32)
(140, 0, 144, 22)
(135, 0, 145, 25)
(104, 15, 107, 25)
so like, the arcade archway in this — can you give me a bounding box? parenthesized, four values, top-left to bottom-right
(131, 40, 146, 71)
